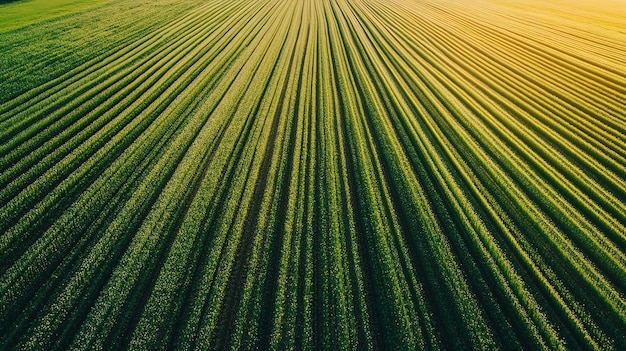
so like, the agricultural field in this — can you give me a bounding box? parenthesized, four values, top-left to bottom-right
(0, 0, 625, 349)
(0, 0, 110, 33)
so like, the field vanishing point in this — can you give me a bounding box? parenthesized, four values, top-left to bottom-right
(0, 0, 625, 349)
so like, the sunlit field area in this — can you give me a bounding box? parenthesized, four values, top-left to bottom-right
(1, 0, 624, 349)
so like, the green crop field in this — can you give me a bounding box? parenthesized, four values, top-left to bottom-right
(1, 0, 624, 349)
(0, 0, 110, 33)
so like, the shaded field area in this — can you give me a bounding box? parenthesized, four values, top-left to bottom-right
(0, 0, 625, 349)
(0, 0, 111, 33)
(0, 0, 25, 5)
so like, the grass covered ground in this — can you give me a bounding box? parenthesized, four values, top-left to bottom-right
(0, 0, 111, 33)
